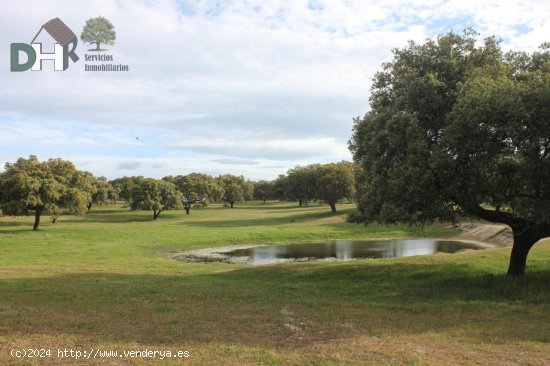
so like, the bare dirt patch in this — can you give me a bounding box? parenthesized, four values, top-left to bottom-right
(170, 245, 260, 264)
(451, 222, 513, 247)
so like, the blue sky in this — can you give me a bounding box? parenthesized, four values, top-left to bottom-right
(1, 0, 548, 180)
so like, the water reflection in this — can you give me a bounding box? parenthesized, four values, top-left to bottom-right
(228, 239, 480, 265)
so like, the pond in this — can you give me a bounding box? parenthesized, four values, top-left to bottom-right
(179, 239, 486, 265)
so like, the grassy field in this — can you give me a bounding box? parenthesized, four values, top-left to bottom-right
(0, 202, 549, 365)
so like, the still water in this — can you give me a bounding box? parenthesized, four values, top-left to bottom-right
(226, 239, 481, 265)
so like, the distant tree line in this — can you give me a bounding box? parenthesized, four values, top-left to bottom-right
(0, 156, 356, 229)
(262, 161, 356, 213)
(111, 161, 355, 214)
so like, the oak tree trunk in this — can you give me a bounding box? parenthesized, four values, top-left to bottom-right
(33, 205, 44, 231)
(329, 202, 337, 213)
(507, 225, 544, 276)
(465, 205, 550, 276)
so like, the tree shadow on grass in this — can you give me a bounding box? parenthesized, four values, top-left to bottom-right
(0, 220, 37, 234)
(231, 203, 307, 210)
(1, 210, 156, 228)
(61, 213, 161, 224)
(85, 208, 130, 215)
(181, 210, 339, 228)
(84, 215, 154, 223)
(0, 259, 548, 348)
(0, 220, 32, 228)
(0, 229, 35, 235)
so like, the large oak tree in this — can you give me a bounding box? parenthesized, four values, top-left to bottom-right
(130, 178, 183, 219)
(217, 175, 247, 208)
(286, 165, 319, 207)
(314, 161, 355, 213)
(0, 156, 92, 230)
(109, 176, 144, 204)
(86, 174, 114, 210)
(164, 173, 224, 214)
(253, 180, 274, 204)
(349, 30, 550, 275)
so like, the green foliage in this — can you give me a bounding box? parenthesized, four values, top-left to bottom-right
(286, 164, 319, 205)
(217, 175, 248, 207)
(350, 30, 550, 225)
(223, 183, 244, 207)
(444, 62, 550, 224)
(86, 174, 114, 210)
(0, 156, 92, 229)
(165, 173, 224, 203)
(130, 178, 183, 219)
(81, 16, 116, 50)
(314, 161, 355, 212)
(109, 176, 144, 203)
(243, 180, 255, 201)
(349, 30, 550, 274)
(282, 162, 355, 212)
(253, 180, 273, 202)
(270, 175, 288, 201)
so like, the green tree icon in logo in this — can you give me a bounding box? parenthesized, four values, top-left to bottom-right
(81, 16, 116, 51)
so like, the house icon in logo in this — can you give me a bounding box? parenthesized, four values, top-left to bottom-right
(11, 17, 79, 71)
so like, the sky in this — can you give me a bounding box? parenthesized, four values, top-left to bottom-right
(1, 0, 548, 180)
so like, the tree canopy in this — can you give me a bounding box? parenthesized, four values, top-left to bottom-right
(286, 165, 319, 206)
(349, 30, 550, 275)
(270, 175, 288, 201)
(130, 178, 183, 219)
(253, 180, 273, 203)
(314, 161, 355, 213)
(163, 173, 224, 214)
(273, 163, 355, 212)
(166, 174, 224, 203)
(0, 156, 92, 230)
(217, 174, 247, 208)
(110, 176, 144, 203)
(86, 174, 114, 210)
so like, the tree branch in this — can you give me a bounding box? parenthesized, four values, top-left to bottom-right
(467, 204, 528, 228)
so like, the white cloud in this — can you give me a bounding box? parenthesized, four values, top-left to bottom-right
(117, 161, 142, 171)
(170, 136, 350, 160)
(0, 0, 547, 179)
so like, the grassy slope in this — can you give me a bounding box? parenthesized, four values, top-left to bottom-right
(0, 202, 548, 365)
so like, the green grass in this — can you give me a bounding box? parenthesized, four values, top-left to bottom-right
(0, 202, 549, 365)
